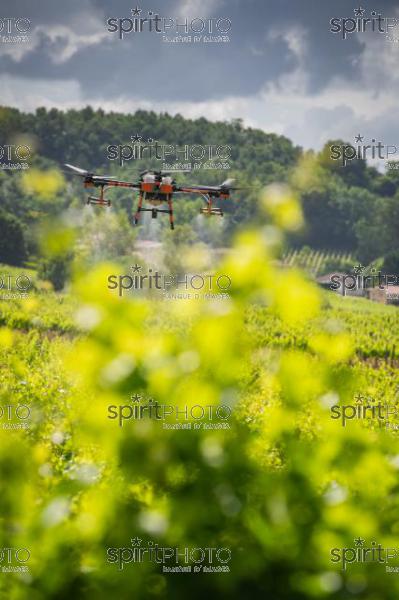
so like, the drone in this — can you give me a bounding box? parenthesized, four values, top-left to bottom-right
(64, 164, 242, 230)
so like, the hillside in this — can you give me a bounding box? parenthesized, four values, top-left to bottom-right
(1, 106, 399, 271)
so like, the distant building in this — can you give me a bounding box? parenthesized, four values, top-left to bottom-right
(364, 287, 386, 304)
(385, 286, 399, 306)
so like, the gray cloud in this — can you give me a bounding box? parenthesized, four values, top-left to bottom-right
(1, 0, 399, 151)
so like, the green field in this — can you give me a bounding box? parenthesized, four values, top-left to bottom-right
(1, 229, 399, 599)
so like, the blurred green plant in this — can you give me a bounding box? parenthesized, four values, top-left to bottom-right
(0, 182, 399, 600)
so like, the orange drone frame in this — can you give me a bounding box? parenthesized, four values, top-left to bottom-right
(65, 163, 241, 230)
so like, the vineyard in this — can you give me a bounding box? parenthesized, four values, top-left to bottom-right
(1, 186, 399, 598)
(282, 248, 356, 276)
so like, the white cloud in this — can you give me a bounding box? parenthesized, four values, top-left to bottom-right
(0, 74, 81, 110)
(3, 26, 399, 164)
(35, 24, 108, 64)
(0, 4, 107, 63)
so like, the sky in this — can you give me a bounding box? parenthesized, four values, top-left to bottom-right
(1, 0, 399, 150)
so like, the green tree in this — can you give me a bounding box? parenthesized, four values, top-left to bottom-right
(0, 210, 27, 265)
(38, 253, 73, 291)
(383, 250, 399, 273)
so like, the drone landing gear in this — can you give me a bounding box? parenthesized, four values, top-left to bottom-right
(133, 194, 175, 230)
(168, 197, 174, 230)
(133, 193, 144, 225)
(200, 195, 223, 217)
(87, 196, 111, 207)
(86, 185, 111, 207)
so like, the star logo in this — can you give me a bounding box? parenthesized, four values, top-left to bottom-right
(165, 275, 177, 287)
(131, 264, 142, 273)
(354, 537, 365, 547)
(355, 134, 364, 144)
(353, 264, 365, 275)
(354, 393, 364, 404)
(131, 7, 142, 16)
(131, 134, 142, 143)
(354, 7, 365, 17)
(131, 537, 142, 546)
(131, 393, 142, 403)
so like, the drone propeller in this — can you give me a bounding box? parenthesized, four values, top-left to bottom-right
(220, 178, 236, 188)
(64, 164, 116, 180)
(64, 163, 89, 176)
(219, 179, 258, 192)
(63, 172, 117, 181)
(139, 169, 191, 177)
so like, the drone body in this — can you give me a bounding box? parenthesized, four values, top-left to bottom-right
(64, 164, 240, 230)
